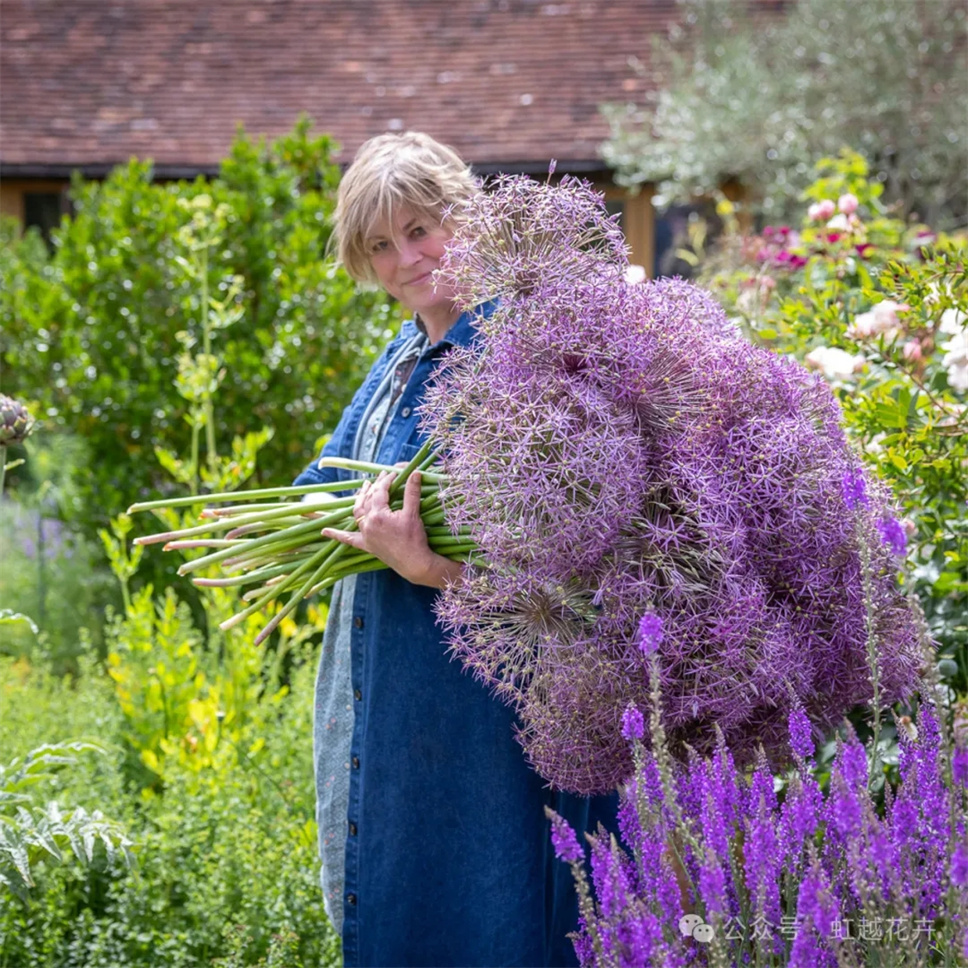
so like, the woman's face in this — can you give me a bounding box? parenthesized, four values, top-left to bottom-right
(365, 207, 458, 326)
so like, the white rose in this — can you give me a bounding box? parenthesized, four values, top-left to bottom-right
(939, 308, 968, 336)
(945, 362, 968, 392)
(847, 311, 878, 340)
(804, 345, 864, 381)
(940, 325, 968, 392)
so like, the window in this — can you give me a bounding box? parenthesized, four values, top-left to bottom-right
(24, 192, 69, 247)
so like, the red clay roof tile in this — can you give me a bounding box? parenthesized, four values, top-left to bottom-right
(1, 0, 688, 175)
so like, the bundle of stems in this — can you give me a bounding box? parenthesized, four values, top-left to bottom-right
(128, 440, 477, 644)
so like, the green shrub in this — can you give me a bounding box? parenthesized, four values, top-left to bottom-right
(0, 432, 115, 671)
(0, 654, 338, 967)
(0, 117, 394, 548)
(602, 0, 968, 226)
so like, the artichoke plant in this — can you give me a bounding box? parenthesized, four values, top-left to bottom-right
(0, 393, 34, 494)
(0, 395, 33, 447)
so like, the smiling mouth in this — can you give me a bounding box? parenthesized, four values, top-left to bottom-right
(406, 271, 434, 286)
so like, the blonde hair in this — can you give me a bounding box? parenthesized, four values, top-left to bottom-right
(334, 131, 479, 284)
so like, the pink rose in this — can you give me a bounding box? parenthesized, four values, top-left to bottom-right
(838, 193, 859, 215)
(809, 199, 836, 221)
(902, 340, 922, 362)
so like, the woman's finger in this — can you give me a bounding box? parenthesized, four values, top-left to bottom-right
(369, 471, 396, 512)
(402, 471, 422, 519)
(321, 527, 365, 550)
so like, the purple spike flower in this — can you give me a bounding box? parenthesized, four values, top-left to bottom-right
(877, 515, 907, 556)
(788, 706, 815, 760)
(953, 746, 968, 788)
(842, 466, 870, 510)
(637, 613, 664, 656)
(548, 809, 584, 864)
(620, 705, 645, 741)
(953, 838, 968, 888)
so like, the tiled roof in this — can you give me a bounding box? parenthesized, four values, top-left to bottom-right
(0, 0, 690, 176)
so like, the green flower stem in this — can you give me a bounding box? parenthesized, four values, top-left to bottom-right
(318, 456, 447, 483)
(253, 547, 349, 646)
(192, 560, 305, 589)
(219, 541, 334, 632)
(127, 478, 364, 513)
(177, 516, 342, 575)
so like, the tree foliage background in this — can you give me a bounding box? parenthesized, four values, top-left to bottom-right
(601, 0, 968, 226)
(0, 119, 393, 541)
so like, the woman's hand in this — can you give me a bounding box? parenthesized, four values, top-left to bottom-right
(321, 470, 463, 589)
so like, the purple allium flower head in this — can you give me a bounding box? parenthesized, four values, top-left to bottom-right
(877, 515, 907, 556)
(547, 809, 584, 864)
(788, 706, 815, 760)
(953, 746, 968, 788)
(620, 705, 645, 742)
(425, 175, 923, 793)
(637, 612, 664, 656)
(842, 466, 870, 510)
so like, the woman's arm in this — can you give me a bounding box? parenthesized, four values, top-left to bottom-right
(321, 470, 463, 590)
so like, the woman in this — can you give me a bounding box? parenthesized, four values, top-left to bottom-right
(294, 132, 616, 968)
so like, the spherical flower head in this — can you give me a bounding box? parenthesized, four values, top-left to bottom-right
(838, 193, 859, 215)
(547, 809, 584, 863)
(0, 394, 34, 446)
(788, 706, 814, 760)
(637, 612, 664, 655)
(621, 705, 645, 741)
(877, 515, 907, 557)
(842, 467, 870, 511)
(953, 746, 968, 788)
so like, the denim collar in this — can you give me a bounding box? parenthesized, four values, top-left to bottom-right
(408, 299, 499, 351)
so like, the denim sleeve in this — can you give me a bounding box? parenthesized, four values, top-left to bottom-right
(292, 396, 358, 488)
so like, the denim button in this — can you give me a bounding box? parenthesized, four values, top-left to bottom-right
(401, 406, 411, 418)
(352, 756, 360, 769)
(347, 893, 357, 905)
(348, 822, 358, 836)
(353, 616, 363, 629)
(354, 689, 362, 701)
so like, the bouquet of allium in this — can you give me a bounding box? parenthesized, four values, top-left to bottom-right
(422, 175, 922, 793)
(132, 175, 922, 794)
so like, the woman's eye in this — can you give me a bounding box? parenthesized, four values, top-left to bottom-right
(370, 240, 389, 254)
(411, 226, 427, 239)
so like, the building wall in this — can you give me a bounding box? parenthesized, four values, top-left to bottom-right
(2, 176, 656, 276)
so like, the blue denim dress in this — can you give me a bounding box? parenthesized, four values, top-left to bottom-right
(294, 303, 618, 968)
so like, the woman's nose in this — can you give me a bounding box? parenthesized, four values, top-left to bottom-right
(398, 240, 422, 267)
